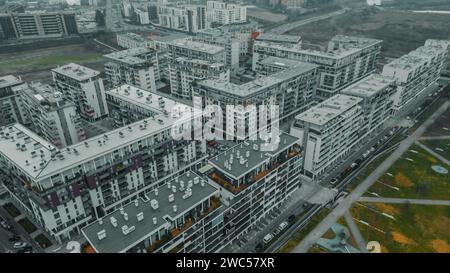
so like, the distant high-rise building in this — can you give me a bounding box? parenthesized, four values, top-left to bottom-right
(206, 1, 246, 26)
(0, 12, 78, 40)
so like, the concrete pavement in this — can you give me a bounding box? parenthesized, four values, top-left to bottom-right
(292, 100, 450, 253)
(415, 141, 450, 166)
(358, 197, 450, 206)
(343, 211, 367, 253)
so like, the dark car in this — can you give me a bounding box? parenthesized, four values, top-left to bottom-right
(8, 235, 21, 242)
(255, 243, 263, 252)
(17, 246, 33, 253)
(288, 215, 296, 223)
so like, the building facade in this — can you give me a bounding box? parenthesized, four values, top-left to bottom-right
(0, 94, 205, 243)
(382, 40, 450, 114)
(16, 82, 85, 148)
(291, 94, 363, 179)
(253, 35, 382, 101)
(0, 11, 78, 40)
(0, 75, 26, 127)
(52, 63, 109, 121)
(206, 1, 247, 26)
(104, 47, 160, 91)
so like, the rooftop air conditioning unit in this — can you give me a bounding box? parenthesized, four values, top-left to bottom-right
(137, 212, 144, 222)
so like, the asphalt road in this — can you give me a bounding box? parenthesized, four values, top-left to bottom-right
(358, 197, 450, 206)
(268, 8, 348, 34)
(292, 100, 450, 253)
(0, 205, 44, 253)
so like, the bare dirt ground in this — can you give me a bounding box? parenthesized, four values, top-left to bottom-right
(0, 41, 110, 83)
(287, 7, 450, 59)
(247, 8, 288, 23)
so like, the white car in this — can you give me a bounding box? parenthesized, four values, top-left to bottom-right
(278, 221, 289, 231)
(263, 233, 274, 245)
(13, 242, 28, 249)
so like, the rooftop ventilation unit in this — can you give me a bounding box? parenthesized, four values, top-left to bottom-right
(134, 199, 139, 207)
(110, 216, 118, 227)
(194, 177, 199, 184)
(154, 189, 158, 196)
(137, 212, 144, 222)
(201, 180, 205, 187)
(173, 205, 177, 213)
(172, 185, 177, 193)
(123, 213, 128, 221)
(168, 194, 174, 203)
(150, 199, 159, 210)
(152, 217, 157, 225)
(98, 218, 103, 225)
(97, 230, 106, 240)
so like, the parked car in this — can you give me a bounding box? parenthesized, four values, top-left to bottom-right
(17, 246, 33, 253)
(272, 228, 281, 236)
(13, 242, 28, 249)
(8, 235, 21, 242)
(278, 221, 289, 231)
(263, 233, 274, 245)
(255, 243, 263, 252)
(330, 178, 338, 185)
(288, 215, 296, 223)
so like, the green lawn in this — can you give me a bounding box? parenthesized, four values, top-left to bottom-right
(349, 202, 450, 253)
(365, 144, 450, 199)
(420, 139, 450, 161)
(3, 203, 21, 218)
(34, 234, 52, 249)
(279, 208, 330, 253)
(0, 54, 103, 72)
(18, 218, 37, 234)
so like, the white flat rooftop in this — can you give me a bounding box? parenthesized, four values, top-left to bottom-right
(81, 171, 219, 253)
(169, 38, 225, 55)
(52, 63, 100, 81)
(199, 62, 317, 97)
(106, 84, 189, 115)
(0, 75, 22, 90)
(341, 74, 395, 98)
(296, 94, 362, 126)
(0, 88, 199, 181)
(104, 47, 153, 65)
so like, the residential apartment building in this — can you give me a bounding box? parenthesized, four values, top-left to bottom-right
(52, 63, 109, 121)
(290, 94, 363, 179)
(135, 8, 150, 25)
(381, 39, 450, 114)
(117, 33, 153, 49)
(167, 37, 227, 64)
(255, 33, 302, 46)
(170, 57, 229, 100)
(253, 35, 382, 101)
(341, 74, 396, 136)
(15, 82, 85, 148)
(0, 97, 205, 243)
(81, 171, 224, 253)
(206, 1, 247, 26)
(106, 84, 188, 128)
(158, 5, 208, 34)
(194, 60, 318, 139)
(0, 75, 27, 127)
(0, 11, 78, 40)
(204, 133, 302, 246)
(104, 47, 160, 91)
